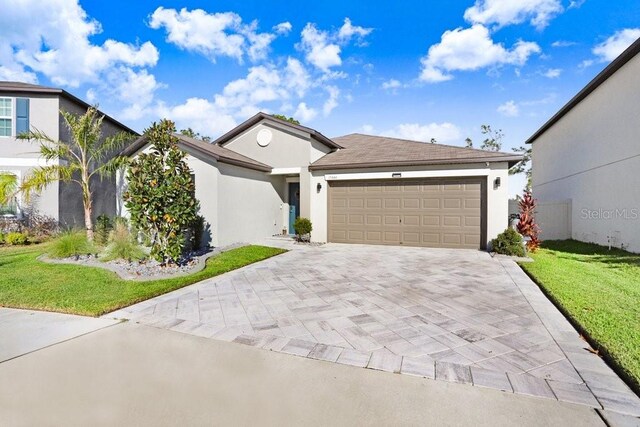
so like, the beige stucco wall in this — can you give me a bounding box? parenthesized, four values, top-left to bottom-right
(309, 162, 510, 246)
(0, 93, 60, 219)
(531, 52, 640, 251)
(120, 142, 285, 248)
(216, 163, 285, 246)
(223, 120, 332, 222)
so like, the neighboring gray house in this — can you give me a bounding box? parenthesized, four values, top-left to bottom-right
(124, 113, 521, 249)
(527, 37, 640, 252)
(0, 81, 138, 226)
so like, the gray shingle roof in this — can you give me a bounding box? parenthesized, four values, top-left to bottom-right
(309, 133, 522, 170)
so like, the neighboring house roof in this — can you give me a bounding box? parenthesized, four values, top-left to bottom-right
(213, 112, 342, 149)
(309, 133, 523, 171)
(0, 81, 139, 136)
(123, 133, 272, 172)
(526, 36, 640, 144)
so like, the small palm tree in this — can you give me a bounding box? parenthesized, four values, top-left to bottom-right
(18, 107, 134, 241)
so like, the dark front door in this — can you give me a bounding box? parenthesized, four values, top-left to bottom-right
(288, 182, 300, 234)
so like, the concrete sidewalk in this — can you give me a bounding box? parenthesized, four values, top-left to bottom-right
(0, 322, 606, 426)
(0, 307, 120, 363)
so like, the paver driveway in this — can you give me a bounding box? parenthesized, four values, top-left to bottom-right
(108, 242, 640, 417)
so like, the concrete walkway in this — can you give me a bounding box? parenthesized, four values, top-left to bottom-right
(0, 322, 608, 426)
(0, 307, 120, 362)
(106, 242, 640, 418)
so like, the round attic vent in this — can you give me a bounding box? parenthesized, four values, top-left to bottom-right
(256, 129, 272, 147)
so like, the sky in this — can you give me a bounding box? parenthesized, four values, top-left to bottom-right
(1, 0, 639, 195)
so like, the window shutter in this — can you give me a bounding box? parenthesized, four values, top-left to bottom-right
(16, 98, 30, 134)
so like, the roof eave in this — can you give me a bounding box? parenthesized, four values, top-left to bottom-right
(526, 36, 640, 144)
(0, 85, 140, 136)
(309, 156, 523, 171)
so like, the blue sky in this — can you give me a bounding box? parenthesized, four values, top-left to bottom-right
(1, 0, 639, 194)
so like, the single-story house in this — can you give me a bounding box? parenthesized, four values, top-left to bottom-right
(123, 113, 521, 249)
(0, 81, 138, 225)
(527, 36, 640, 252)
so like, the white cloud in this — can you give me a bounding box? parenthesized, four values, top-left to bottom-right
(592, 28, 640, 62)
(337, 18, 373, 45)
(383, 122, 461, 143)
(298, 18, 372, 72)
(156, 56, 339, 134)
(294, 102, 317, 122)
(1, 0, 158, 88)
(497, 100, 519, 117)
(273, 22, 292, 35)
(464, 0, 564, 30)
(322, 86, 339, 116)
(568, 0, 586, 9)
(381, 79, 402, 90)
(156, 97, 237, 137)
(0, 0, 159, 119)
(542, 68, 561, 78)
(149, 7, 278, 63)
(299, 23, 342, 71)
(551, 40, 576, 48)
(419, 25, 540, 82)
(358, 124, 375, 134)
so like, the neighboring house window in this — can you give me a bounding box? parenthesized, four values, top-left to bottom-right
(0, 98, 11, 137)
(0, 172, 18, 216)
(0, 97, 29, 137)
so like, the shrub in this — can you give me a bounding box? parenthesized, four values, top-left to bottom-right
(294, 217, 313, 242)
(491, 228, 525, 257)
(124, 119, 199, 264)
(517, 191, 541, 252)
(48, 231, 95, 258)
(22, 208, 58, 242)
(100, 222, 146, 262)
(95, 214, 113, 246)
(5, 232, 28, 245)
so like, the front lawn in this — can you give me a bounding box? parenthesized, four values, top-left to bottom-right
(520, 239, 640, 392)
(0, 244, 286, 317)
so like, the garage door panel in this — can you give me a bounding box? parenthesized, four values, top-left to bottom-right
(384, 199, 401, 209)
(403, 215, 420, 226)
(443, 216, 461, 227)
(329, 178, 484, 249)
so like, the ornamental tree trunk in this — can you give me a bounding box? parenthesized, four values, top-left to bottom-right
(84, 200, 94, 242)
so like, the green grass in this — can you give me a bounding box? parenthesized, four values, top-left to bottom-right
(520, 239, 640, 392)
(0, 244, 286, 317)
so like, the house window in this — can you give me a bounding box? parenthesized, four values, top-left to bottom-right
(0, 98, 29, 137)
(0, 98, 11, 137)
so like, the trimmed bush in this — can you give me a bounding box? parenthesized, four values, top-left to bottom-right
(5, 232, 28, 246)
(294, 217, 313, 242)
(491, 228, 525, 257)
(100, 222, 146, 262)
(48, 231, 95, 258)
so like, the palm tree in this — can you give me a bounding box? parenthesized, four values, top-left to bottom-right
(18, 107, 133, 241)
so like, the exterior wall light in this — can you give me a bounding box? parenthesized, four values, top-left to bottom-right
(317, 183, 322, 193)
(494, 177, 501, 189)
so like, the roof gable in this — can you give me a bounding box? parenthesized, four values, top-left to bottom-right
(213, 112, 341, 149)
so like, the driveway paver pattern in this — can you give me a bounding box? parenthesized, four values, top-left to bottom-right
(107, 241, 640, 418)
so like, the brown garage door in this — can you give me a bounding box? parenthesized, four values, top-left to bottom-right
(328, 178, 485, 249)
